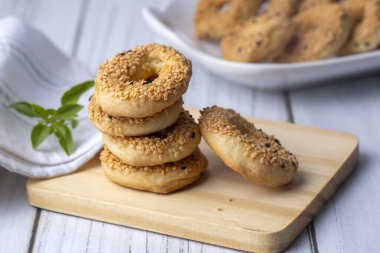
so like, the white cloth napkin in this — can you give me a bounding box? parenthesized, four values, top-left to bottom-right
(0, 17, 103, 178)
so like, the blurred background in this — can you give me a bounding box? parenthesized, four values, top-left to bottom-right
(0, 0, 379, 253)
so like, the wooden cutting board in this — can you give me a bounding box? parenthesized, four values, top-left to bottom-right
(27, 110, 358, 253)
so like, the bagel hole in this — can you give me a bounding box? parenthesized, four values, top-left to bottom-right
(218, 2, 230, 13)
(133, 61, 161, 84)
(143, 74, 158, 85)
(257, 1, 269, 15)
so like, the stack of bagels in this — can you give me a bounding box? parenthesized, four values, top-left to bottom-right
(88, 44, 208, 193)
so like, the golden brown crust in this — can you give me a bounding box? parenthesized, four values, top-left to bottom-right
(340, 0, 380, 55)
(275, 3, 352, 62)
(199, 106, 298, 187)
(88, 95, 183, 136)
(101, 147, 208, 193)
(297, 0, 336, 13)
(95, 44, 192, 117)
(221, 15, 294, 62)
(103, 111, 201, 166)
(194, 0, 263, 40)
(264, 0, 298, 18)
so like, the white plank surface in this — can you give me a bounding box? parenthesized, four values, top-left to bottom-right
(289, 76, 380, 253)
(0, 0, 84, 253)
(0, 169, 36, 253)
(4, 0, 376, 252)
(0, 2, 37, 251)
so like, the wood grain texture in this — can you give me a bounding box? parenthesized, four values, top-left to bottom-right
(27, 110, 358, 253)
(289, 76, 380, 253)
(0, 169, 36, 253)
(0, 1, 84, 252)
(69, 0, 310, 252)
(4, 0, 377, 252)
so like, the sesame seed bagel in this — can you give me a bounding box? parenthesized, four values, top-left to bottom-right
(221, 15, 294, 62)
(199, 106, 298, 187)
(275, 3, 352, 62)
(100, 147, 208, 193)
(95, 44, 192, 118)
(195, 0, 263, 40)
(340, 0, 380, 55)
(88, 95, 183, 137)
(103, 111, 201, 166)
(297, 0, 335, 13)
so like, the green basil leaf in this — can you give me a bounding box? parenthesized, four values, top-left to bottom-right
(61, 80, 94, 106)
(31, 124, 50, 149)
(46, 109, 56, 115)
(58, 125, 74, 155)
(70, 119, 78, 128)
(32, 104, 49, 119)
(56, 104, 83, 120)
(53, 123, 66, 138)
(9, 102, 39, 117)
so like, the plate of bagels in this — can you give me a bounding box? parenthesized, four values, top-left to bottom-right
(143, 0, 380, 90)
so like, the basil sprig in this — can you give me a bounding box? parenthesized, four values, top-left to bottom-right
(9, 80, 94, 155)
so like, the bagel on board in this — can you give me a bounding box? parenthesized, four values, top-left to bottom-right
(101, 147, 208, 193)
(88, 95, 183, 137)
(199, 106, 298, 187)
(103, 111, 201, 166)
(95, 44, 192, 118)
(195, 0, 263, 40)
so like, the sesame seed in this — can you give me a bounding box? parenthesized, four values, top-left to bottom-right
(199, 106, 298, 170)
(100, 147, 206, 175)
(107, 110, 200, 154)
(95, 44, 192, 102)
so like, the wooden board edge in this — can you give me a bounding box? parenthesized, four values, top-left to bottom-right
(26, 179, 295, 253)
(25, 112, 360, 253)
(188, 108, 360, 142)
(271, 142, 359, 252)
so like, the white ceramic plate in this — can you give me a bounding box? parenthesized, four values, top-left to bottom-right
(142, 0, 380, 90)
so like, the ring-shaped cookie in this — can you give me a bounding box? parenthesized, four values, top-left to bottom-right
(276, 3, 352, 62)
(221, 15, 294, 62)
(199, 106, 298, 187)
(340, 0, 380, 55)
(95, 44, 192, 118)
(265, 0, 298, 18)
(88, 95, 183, 137)
(297, 0, 336, 13)
(103, 111, 201, 166)
(195, 0, 263, 40)
(101, 147, 208, 193)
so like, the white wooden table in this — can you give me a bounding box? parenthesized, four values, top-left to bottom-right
(1, 0, 379, 252)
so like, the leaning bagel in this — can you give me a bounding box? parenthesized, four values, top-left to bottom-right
(95, 44, 192, 118)
(199, 106, 298, 187)
(88, 95, 183, 137)
(101, 147, 208, 193)
(103, 111, 201, 166)
(275, 3, 352, 62)
(221, 15, 294, 62)
(194, 0, 263, 40)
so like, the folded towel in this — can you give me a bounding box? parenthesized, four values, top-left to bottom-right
(0, 17, 103, 178)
